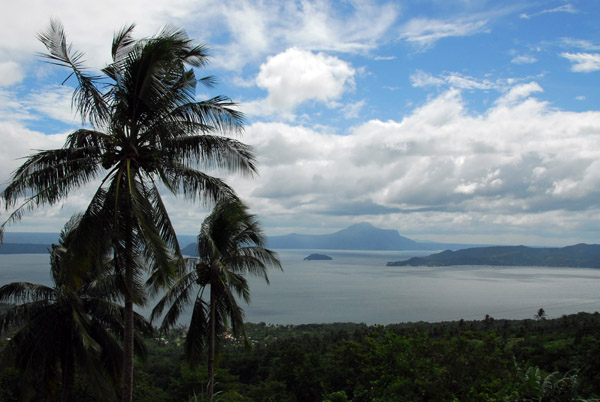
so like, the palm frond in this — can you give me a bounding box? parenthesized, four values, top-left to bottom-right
(37, 19, 109, 125)
(111, 24, 136, 63)
(160, 134, 257, 174)
(151, 267, 198, 330)
(175, 96, 245, 133)
(184, 295, 209, 366)
(0, 282, 55, 304)
(0, 147, 103, 240)
(158, 161, 238, 204)
(0, 300, 50, 333)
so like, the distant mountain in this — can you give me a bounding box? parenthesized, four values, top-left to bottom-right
(387, 244, 600, 268)
(1, 226, 485, 255)
(304, 254, 333, 261)
(181, 243, 198, 256)
(264, 223, 483, 251)
(266, 223, 421, 250)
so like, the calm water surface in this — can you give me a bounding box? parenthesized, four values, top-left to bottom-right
(1, 250, 600, 325)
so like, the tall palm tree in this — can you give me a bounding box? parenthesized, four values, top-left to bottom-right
(0, 216, 152, 401)
(0, 20, 254, 401)
(152, 199, 281, 402)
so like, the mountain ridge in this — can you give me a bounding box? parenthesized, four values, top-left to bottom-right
(265, 223, 423, 251)
(263, 223, 489, 251)
(0, 224, 492, 255)
(387, 244, 600, 268)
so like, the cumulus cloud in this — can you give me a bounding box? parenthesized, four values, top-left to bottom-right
(221, 86, 600, 244)
(495, 82, 543, 105)
(254, 47, 356, 114)
(400, 18, 488, 48)
(0, 62, 25, 86)
(561, 52, 600, 72)
(4, 85, 600, 244)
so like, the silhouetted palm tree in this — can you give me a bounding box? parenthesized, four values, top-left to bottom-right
(0, 216, 152, 401)
(0, 20, 254, 401)
(152, 199, 281, 402)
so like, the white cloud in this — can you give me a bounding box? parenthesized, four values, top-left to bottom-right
(210, 0, 399, 70)
(4, 85, 600, 245)
(561, 52, 600, 72)
(373, 55, 396, 61)
(0, 89, 34, 121)
(26, 85, 79, 124)
(255, 47, 356, 113)
(411, 70, 497, 91)
(560, 38, 600, 51)
(400, 18, 488, 48)
(540, 4, 577, 15)
(0, 0, 398, 75)
(444, 72, 494, 90)
(521, 3, 578, 20)
(495, 82, 543, 105)
(511, 55, 537, 64)
(341, 100, 366, 119)
(410, 70, 445, 87)
(0, 85, 78, 125)
(0, 121, 67, 185)
(219, 85, 600, 244)
(0, 62, 25, 86)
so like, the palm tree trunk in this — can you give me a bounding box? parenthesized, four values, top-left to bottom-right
(60, 347, 74, 402)
(208, 284, 216, 402)
(121, 206, 135, 402)
(121, 284, 135, 402)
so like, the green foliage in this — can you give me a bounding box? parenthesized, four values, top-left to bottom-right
(152, 199, 280, 402)
(0, 217, 152, 401)
(2, 312, 600, 401)
(1, 19, 253, 401)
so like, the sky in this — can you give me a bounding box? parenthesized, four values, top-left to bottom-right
(1, 0, 600, 247)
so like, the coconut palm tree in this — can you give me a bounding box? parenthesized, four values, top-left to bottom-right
(0, 216, 152, 401)
(0, 20, 254, 401)
(152, 199, 281, 402)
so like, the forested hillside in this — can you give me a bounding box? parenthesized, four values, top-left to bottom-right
(2, 312, 597, 401)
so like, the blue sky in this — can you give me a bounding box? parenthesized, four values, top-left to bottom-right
(1, 0, 600, 246)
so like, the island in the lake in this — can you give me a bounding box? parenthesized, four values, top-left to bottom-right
(387, 244, 600, 268)
(304, 254, 333, 261)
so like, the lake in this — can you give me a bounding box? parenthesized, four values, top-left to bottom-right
(1, 250, 600, 325)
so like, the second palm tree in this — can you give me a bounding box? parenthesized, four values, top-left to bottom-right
(152, 199, 281, 402)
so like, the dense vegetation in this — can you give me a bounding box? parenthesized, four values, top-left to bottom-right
(2, 312, 597, 401)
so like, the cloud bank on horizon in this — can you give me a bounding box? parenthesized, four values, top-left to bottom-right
(1, 0, 599, 246)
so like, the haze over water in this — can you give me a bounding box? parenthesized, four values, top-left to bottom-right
(2, 250, 600, 325)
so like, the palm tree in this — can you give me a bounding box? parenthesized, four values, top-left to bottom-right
(0, 20, 254, 401)
(0, 216, 153, 401)
(152, 199, 281, 402)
